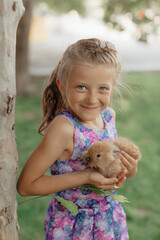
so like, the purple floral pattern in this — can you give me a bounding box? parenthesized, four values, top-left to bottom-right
(44, 109, 129, 239)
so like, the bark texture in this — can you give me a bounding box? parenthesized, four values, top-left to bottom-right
(0, 0, 24, 239)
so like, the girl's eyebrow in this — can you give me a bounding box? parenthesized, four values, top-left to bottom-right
(74, 81, 112, 85)
(100, 83, 112, 86)
(74, 81, 87, 85)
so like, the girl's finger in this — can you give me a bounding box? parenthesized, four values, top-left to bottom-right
(101, 177, 118, 186)
(121, 151, 137, 165)
(117, 176, 126, 188)
(119, 154, 132, 170)
(118, 170, 127, 180)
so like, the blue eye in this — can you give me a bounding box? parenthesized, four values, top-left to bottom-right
(99, 87, 109, 91)
(77, 85, 86, 90)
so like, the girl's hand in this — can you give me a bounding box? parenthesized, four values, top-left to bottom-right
(86, 168, 118, 190)
(116, 170, 127, 189)
(119, 151, 138, 178)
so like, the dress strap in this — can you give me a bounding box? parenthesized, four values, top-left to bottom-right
(101, 108, 113, 123)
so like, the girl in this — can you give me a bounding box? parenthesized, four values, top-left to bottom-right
(17, 38, 138, 239)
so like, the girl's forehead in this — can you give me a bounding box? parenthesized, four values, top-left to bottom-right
(68, 64, 115, 83)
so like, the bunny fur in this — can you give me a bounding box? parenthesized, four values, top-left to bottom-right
(82, 137, 141, 178)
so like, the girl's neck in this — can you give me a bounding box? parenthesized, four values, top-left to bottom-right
(81, 115, 105, 130)
(66, 108, 105, 130)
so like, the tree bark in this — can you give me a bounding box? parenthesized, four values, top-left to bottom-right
(16, 0, 33, 95)
(0, 0, 24, 239)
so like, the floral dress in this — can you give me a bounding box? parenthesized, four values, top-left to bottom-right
(44, 109, 129, 240)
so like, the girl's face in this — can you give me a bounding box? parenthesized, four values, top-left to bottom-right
(58, 64, 114, 125)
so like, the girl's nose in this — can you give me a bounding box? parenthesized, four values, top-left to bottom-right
(85, 91, 97, 105)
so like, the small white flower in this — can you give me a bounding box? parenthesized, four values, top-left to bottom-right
(107, 41, 116, 49)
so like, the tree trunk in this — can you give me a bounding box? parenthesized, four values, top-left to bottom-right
(0, 1, 24, 239)
(16, 0, 33, 95)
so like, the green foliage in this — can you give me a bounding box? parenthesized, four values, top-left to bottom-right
(37, 0, 86, 16)
(53, 194, 79, 215)
(16, 72, 160, 239)
(102, 0, 160, 42)
(54, 184, 129, 215)
(78, 185, 129, 203)
(18, 186, 128, 217)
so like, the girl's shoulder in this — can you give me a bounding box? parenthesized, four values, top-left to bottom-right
(57, 110, 80, 128)
(53, 114, 74, 133)
(45, 114, 74, 143)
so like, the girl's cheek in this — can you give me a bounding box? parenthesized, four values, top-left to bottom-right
(103, 95, 110, 104)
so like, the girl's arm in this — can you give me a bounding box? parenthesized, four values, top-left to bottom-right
(17, 116, 87, 196)
(17, 116, 119, 196)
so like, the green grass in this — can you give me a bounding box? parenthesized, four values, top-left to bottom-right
(114, 72, 160, 240)
(16, 72, 160, 240)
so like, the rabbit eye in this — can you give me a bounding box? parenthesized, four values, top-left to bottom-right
(97, 154, 101, 158)
(86, 157, 90, 162)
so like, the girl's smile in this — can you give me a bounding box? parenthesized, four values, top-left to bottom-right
(80, 105, 99, 110)
(60, 64, 114, 129)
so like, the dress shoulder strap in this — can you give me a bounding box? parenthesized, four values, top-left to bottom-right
(101, 108, 113, 123)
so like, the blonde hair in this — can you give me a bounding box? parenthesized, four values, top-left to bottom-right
(38, 38, 121, 135)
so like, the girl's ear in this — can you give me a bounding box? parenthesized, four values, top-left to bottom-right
(56, 78, 63, 94)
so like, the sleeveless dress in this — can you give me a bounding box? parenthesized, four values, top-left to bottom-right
(44, 108, 129, 240)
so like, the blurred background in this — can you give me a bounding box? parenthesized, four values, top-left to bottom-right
(16, 0, 160, 239)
